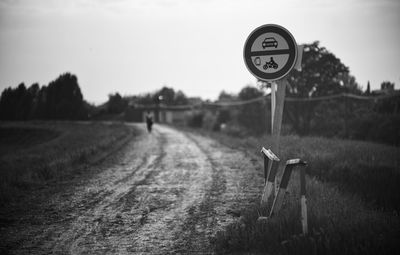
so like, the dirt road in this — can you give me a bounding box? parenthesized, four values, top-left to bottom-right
(0, 124, 262, 254)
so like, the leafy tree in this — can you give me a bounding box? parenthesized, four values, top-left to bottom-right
(218, 90, 237, 102)
(14, 83, 28, 120)
(134, 86, 189, 106)
(215, 90, 238, 129)
(0, 87, 15, 120)
(375, 81, 399, 114)
(35, 86, 48, 119)
(0, 83, 30, 120)
(45, 73, 87, 119)
(283, 41, 361, 135)
(107, 92, 128, 114)
(380, 81, 395, 91)
(154, 87, 175, 105)
(136, 93, 154, 105)
(365, 81, 371, 95)
(286, 41, 353, 97)
(0, 73, 88, 120)
(174, 90, 189, 105)
(26, 83, 40, 118)
(217, 109, 231, 124)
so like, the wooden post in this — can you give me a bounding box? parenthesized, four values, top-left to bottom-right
(300, 165, 308, 235)
(264, 154, 268, 185)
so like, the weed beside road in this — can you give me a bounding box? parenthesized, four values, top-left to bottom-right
(0, 121, 135, 206)
(188, 129, 400, 254)
(216, 133, 400, 212)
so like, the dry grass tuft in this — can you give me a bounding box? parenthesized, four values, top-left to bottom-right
(198, 130, 400, 254)
(0, 121, 135, 206)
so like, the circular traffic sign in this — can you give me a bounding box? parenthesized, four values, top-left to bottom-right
(244, 24, 297, 81)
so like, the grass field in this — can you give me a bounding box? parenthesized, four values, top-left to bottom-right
(0, 121, 134, 206)
(193, 130, 400, 254)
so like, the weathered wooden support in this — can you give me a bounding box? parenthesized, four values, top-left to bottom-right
(269, 159, 307, 217)
(260, 147, 280, 205)
(300, 165, 308, 235)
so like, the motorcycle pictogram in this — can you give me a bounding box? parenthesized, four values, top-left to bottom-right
(263, 57, 278, 70)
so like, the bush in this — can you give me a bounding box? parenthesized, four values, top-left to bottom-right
(203, 111, 219, 131)
(187, 111, 204, 128)
(349, 113, 400, 146)
(221, 124, 248, 138)
(237, 86, 267, 135)
(216, 109, 231, 124)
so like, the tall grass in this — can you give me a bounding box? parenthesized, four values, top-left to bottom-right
(213, 133, 400, 212)
(214, 175, 399, 254)
(193, 130, 400, 254)
(0, 121, 135, 206)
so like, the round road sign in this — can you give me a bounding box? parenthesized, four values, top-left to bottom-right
(244, 24, 297, 82)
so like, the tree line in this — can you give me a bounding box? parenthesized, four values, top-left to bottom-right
(1, 41, 398, 145)
(202, 82, 399, 146)
(105, 86, 190, 115)
(0, 73, 88, 120)
(100, 41, 399, 146)
(186, 42, 400, 146)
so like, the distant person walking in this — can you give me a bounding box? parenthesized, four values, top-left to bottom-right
(145, 111, 153, 133)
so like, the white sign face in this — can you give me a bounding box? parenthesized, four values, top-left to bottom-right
(244, 24, 297, 81)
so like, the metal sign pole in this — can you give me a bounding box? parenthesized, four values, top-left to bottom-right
(243, 24, 299, 214)
(271, 81, 276, 132)
(265, 82, 276, 199)
(273, 79, 287, 195)
(261, 79, 287, 206)
(271, 79, 287, 152)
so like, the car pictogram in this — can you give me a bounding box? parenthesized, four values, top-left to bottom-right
(263, 57, 278, 70)
(262, 37, 278, 49)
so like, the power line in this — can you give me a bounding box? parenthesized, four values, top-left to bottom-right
(202, 92, 400, 107)
(133, 91, 400, 109)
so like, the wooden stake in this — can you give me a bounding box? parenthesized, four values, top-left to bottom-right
(300, 166, 308, 235)
(269, 160, 295, 217)
(260, 148, 280, 205)
(269, 159, 306, 218)
(263, 154, 268, 185)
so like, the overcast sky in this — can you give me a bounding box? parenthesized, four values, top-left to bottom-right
(0, 0, 399, 104)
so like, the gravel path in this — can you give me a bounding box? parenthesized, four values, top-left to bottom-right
(0, 124, 261, 254)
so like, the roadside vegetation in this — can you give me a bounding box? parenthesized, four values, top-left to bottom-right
(186, 129, 400, 254)
(1, 39, 399, 254)
(0, 121, 134, 206)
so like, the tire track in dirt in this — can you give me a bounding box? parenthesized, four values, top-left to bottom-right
(50, 126, 168, 254)
(171, 133, 228, 253)
(0, 124, 166, 254)
(121, 125, 215, 254)
(123, 127, 261, 254)
(1, 124, 262, 254)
